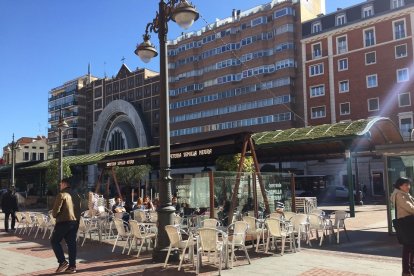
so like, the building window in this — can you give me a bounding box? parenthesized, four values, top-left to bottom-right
(24, 152, 29, 161)
(336, 14, 346, 26)
(366, 74, 378, 88)
(365, 52, 376, 65)
(399, 92, 411, 107)
(368, 98, 379, 111)
(395, 44, 407, 58)
(311, 106, 326, 119)
(312, 43, 322, 59)
(31, 152, 37, 161)
(337, 36, 348, 54)
(309, 63, 324, 76)
(391, 0, 405, 9)
(362, 5, 374, 18)
(310, 85, 325, 97)
(312, 21, 322, 33)
(399, 116, 412, 141)
(364, 28, 376, 47)
(394, 20, 406, 40)
(397, 68, 409, 82)
(39, 153, 44, 161)
(339, 80, 349, 93)
(338, 58, 348, 71)
(340, 102, 351, 115)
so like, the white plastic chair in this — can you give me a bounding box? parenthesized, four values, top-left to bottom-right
(308, 214, 331, 246)
(203, 218, 220, 228)
(227, 221, 250, 268)
(265, 218, 288, 255)
(112, 218, 132, 253)
(34, 213, 53, 239)
(127, 220, 157, 257)
(196, 227, 226, 275)
(77, 217, 99, 246)
(331, 211, 350, 243)
(23, 212, 37, 236)
(269, 212, 283, 219)
(47, 213, 56, 239)
(310, 209, 324, 216)
(242, 216, 266, 252)
(283, 211, 296, 221)
(164, 225, 195, 270)
(290, 214, 312, 250)
(15, 212, 26, 234)
(133, 210, 147, 223)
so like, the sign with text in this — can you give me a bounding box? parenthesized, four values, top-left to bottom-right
(171, 148, 213, 159)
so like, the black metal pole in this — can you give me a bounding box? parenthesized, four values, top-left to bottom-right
(59, 125, 63, 183)
(11, 134, 15, 188)
(346, 150, 355, 217)
(153, 0, 175, 261)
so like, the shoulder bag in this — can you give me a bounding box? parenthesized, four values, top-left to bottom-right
(392, 196, 414, 245)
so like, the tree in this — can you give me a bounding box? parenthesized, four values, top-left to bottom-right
(215, 153, 254, 172)
(114, 165, 151, 187)
(45, 160, 72, 194)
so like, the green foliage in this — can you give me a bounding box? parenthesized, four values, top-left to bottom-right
(114, 165, 151, 187)
(45, 160, 72, 193)
(215, 153, 254, 172)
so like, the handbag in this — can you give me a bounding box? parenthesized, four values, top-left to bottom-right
(392, 197, 414, 245)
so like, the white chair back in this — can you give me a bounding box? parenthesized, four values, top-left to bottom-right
(266, 218, 284, 237)
(113, 218, 127, 236)
(310, 209, 324, 216)
(198, 228, 219, 252)
(290, 214, 308, 232)
(232, 221, 248, 245)
(129, 220, 144, 239)
(203, 218, 219, 228)
(165, 225, 181, 247)
(308, 214, 324, 229)
(242, 216, 257, 232)
(283, 211, 296, 221)
(333, 211, 347, 228)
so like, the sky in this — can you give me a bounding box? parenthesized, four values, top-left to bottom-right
(0, 0, 362, 149)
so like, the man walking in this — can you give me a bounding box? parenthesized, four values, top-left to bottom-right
(51, 178, 81, 274)
(1, 187, 18, 232)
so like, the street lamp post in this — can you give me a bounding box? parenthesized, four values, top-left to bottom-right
(135, 0, 199, 260)
(57, 109, 69, 182)
(7, 134, 20, 188)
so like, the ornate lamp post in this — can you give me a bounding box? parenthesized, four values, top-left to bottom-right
(57, 109, 69, 182)
(134, 0, 198, 260)
(7, 134, 21, 188)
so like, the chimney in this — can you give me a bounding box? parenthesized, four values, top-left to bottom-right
(232, 9, 237, 19)
(237, 10, 241, 19)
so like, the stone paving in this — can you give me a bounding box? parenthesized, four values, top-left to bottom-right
(0, 204, 404, 275)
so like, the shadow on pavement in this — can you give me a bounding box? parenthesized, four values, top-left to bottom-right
(308, 229, 401, 258)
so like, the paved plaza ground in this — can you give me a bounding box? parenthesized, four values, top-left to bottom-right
(0, 204, 404, 276)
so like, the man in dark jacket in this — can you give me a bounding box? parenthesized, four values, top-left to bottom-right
(50, 178, 81, 274)
(1, 187, 18, 232)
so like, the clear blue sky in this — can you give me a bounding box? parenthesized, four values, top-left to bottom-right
(0, 0, 362, 149)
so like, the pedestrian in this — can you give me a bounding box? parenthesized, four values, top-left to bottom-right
(1, 187, 18, 232)
(51, 178, 81, 274)
(390, 177, 414, 276)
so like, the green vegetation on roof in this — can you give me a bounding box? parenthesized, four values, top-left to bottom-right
(22, 146, 157, 170)
(252, 118, 376, 146)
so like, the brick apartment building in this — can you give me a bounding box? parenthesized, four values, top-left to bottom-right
(166, 0, 324, 143)
(302, 0, 414, 140)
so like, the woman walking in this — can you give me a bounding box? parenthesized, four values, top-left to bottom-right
(390, 177, 414, 276)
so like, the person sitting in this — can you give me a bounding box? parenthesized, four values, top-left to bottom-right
(112, 197, 130, 223)
(133, 197, 145, 210)
(143, 196, 155, 211)
(152, 197, 159, 211)
(172, 196, 181, 214)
